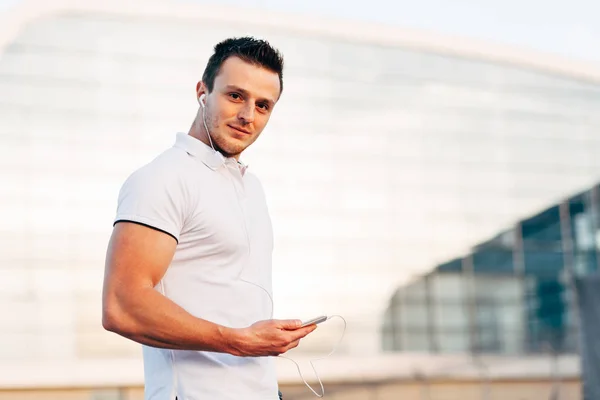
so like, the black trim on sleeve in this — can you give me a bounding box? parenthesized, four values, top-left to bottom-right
(113, 219, 179, 243)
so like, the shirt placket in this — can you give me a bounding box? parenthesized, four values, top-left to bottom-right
(226, 163, 251, 254)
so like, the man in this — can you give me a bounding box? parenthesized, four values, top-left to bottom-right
(102, 37, 317, 400)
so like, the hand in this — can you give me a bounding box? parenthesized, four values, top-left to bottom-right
(227, 319, 317, 357)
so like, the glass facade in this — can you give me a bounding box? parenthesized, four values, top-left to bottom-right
(383, 184, 600, 355)
(2, 3, 600, 377)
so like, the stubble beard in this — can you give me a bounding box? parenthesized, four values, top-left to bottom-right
(206, 110, 249, 158)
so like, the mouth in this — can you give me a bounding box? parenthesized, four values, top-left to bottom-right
(227, 125, 251, 135)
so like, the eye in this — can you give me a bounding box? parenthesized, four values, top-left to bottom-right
(257, 102, 270, 112)
(228, 92, 242, 100)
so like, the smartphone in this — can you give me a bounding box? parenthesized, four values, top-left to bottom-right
(300, 315, 328, 327)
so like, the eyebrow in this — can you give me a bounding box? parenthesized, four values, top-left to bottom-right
(225, 85, 276, 107)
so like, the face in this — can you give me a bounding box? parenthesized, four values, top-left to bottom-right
(197, 56, 281, 159)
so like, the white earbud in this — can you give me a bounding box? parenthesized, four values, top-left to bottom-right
(198, 93, 206, 108)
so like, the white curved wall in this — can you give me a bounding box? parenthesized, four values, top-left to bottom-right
(1, 1, 600, 377)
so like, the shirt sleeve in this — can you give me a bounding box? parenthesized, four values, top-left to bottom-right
(113, 164, 186, 243)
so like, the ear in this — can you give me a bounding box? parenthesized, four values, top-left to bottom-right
(196, 81, 207, 99)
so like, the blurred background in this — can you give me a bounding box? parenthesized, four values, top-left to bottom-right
(1, 0, 600, 399)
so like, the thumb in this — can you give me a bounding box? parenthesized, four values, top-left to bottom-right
(278, 319, 302, 330)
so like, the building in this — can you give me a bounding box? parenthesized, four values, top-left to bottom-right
(1, 0, 600, 393)
(382, 183, 600, 355)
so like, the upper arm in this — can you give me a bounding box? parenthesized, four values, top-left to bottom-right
(103, 161, 189, 321)
(104, 221, 177, 293)
(102, 221, 177, 331)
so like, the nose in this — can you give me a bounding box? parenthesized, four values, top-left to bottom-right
(237, 102, 255, 124)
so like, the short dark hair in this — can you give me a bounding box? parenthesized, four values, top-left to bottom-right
(202, 37, 284, 96)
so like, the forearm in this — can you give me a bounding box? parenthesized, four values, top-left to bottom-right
(103, 287, 241, 353)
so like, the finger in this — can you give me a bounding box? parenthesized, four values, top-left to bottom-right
(283, 339, 301, 353)
(277, 319, 302, 330)
(289, 324, 317, 340)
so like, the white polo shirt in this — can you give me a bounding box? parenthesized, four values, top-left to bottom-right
(114, 132, 278, 400)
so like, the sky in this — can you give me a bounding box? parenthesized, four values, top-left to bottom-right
(196, 0, 600, 63)
(1, 0, 599, 64)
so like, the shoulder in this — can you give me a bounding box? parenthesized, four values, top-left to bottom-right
(120, 148, 197, 194)
(244, 171, 267, 196)
(114, 148, 200, 241)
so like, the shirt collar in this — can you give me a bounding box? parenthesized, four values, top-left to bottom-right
(173, 132, 249, 176)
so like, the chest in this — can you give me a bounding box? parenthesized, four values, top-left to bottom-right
(180, 170, 273, 261)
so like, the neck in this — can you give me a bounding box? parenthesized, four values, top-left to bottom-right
(188, 115, 211, 147)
